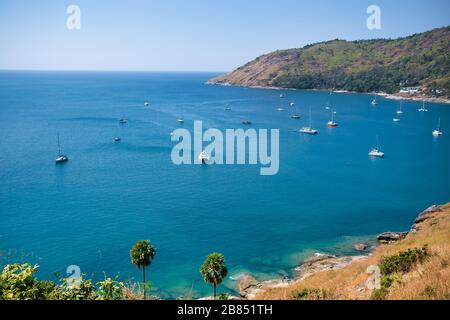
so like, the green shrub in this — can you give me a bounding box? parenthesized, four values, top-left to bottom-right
(218, 293, 229, 300)
(379, 246, 429, 276)
(292, 288, 327, 300)
(371, 287, 389, 300)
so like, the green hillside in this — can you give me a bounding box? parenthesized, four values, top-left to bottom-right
(209, 26, 450, 97)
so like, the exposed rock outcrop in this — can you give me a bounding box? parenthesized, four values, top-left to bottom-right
(377, 232, 408, 243)
(411, 205, 442, 232)
(295, 253, 366, 280)
(354, 244, 368, 252)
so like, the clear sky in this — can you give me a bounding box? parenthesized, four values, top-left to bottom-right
(0, 0, 449, 71)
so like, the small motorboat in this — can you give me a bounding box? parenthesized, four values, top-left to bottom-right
(144, 101, 150, 107)
(371, 98, 378, 106)
(368, 148, 385, 158)
(291, 115, 301, 119)
(242, 120, 252, 125)
(393, 118, 401, 122)
(119, 118, 128, 124)
(114, 137, 121, 142)
(177, 118, 184, 124)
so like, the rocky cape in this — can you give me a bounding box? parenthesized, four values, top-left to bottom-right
(235, 204, 444, 299)
(208, 26, 450, 101)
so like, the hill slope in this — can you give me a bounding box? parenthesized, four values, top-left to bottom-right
(209, 26, 450, 97)
(253, 204, 450, 300)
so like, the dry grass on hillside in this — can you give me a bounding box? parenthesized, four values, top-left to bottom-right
(255, 204, 450, 300)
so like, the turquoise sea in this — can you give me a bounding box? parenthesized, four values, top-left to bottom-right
(0, 71, 449, 298)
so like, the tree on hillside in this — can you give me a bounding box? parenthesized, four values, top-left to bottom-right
(199, 253, 228, 299)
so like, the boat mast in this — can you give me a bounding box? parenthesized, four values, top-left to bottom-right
(57, 132, 61, 156)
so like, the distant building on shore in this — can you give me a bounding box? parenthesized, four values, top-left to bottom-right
(400, 87, 421, 94)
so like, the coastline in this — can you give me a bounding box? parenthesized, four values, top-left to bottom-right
(232, 204, 448, 300)
(205, 81, 450, 105)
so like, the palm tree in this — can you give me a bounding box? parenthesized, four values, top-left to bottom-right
(199, 252, 228, 299)
(130, 240, 156, 299)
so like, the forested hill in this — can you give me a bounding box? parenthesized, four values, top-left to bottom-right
(209, 26, 450, 97)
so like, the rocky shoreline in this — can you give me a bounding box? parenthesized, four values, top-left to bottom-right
(234, 204, 444, 300)
(206, 81, 450, 105)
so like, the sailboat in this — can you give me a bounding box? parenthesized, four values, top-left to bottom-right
(299, 108, 318, 134)
(327, 109, 338, 127)
(432, 118, 443, 137)
(396, 101, 404, 115)
(225, 104, 232, 111)
(198, 151, 210, 164)
(368, 136, 385, 158)
(55, 133, 69, 164)
(371, 96, 378, 106)
(418, 101, 428, 112)
(290, 102, 300, 119)
(277, 94, 285, 112)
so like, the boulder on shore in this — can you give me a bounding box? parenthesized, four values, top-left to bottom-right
(377, 232, 408, 243)
(354, 244, 367, 251)
(295, 253, 365, 280)
(411, 205, 442, 232)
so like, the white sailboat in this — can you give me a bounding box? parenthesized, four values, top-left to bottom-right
(432, 118, 443, 137)
(327, 109, 338, 127)
(371, 96, 378, 106)
(396, 101, 404, 115)
(198, 151, 210, 164)
(277, 94, 285, 112)
(418, 101, 428, 112)
(290, 102, 300, 119)
(369, 136, 385, 158)
(299, 108, 318, 134)
(55, 133, 69, 164)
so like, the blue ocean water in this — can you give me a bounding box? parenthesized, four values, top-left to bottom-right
(0, 71, 449, 298)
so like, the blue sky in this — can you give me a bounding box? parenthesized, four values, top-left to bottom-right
(0, 0, 449, 71)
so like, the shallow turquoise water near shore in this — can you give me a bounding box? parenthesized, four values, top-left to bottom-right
(0, 71, 449, 298)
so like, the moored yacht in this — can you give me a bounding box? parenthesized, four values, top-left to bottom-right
(327, 109, 338, 127)
(369, 136, 384, 158)
(368, 148, 385, 158)
(299, 108, 318, 134)
(396, 101, 404, 114)
(277, 94, 285, 112)
(198, 151, 210, 164)
(432, 118, 443, 137)
(55, 133, 69, 164)
(418, 101, 428, 112)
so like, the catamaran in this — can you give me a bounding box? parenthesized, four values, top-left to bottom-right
(432, 118, 443, 137)
(369, 136, 385, 158)
(55, 133, 69, 164)
(299, 108, 318, 134)
(418, 101, 428, 112)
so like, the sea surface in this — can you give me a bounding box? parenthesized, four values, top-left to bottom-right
(0, 71, 449, 298)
